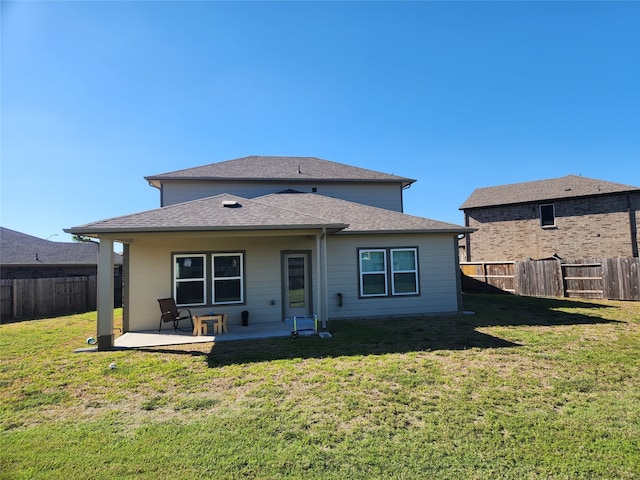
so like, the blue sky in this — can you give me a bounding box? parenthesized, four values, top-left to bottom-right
(2, 1, 639, 243)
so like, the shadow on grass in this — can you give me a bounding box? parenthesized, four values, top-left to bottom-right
(208, 294, 623, 367)
(134, 347, 210, 357)
(464, 293, 621, 328)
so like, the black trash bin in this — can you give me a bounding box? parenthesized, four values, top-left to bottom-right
(241, 310, 249, 326)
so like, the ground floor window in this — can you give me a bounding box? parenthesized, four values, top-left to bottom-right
(359, 249, 388, 296)
(212, 253, 244, 304)
(391, 248, 419, 295)
(174, 254, 206, 306)
(358, 247, 419, 298)
(173, 252, 245, 306)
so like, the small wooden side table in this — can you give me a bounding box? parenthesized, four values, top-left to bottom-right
(193, 314, 228, 336)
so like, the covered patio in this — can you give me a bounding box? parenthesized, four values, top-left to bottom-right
(114, 319, 297, 348)
(66, 197, 339, 351)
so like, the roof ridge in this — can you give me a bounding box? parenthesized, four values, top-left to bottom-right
(144, 155, 416, 185)
(473, 174, 637, 191)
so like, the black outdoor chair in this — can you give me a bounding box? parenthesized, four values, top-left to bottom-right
(157, 297, 193, 332)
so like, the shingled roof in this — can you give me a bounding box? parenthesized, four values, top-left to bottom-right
(66, 194, 348, 235)
(66, 192, 471, 236)
(145, 156, 415, 188)
(460, 175, 640, 210)
(257, 192, 471, 234)
(0, 227, 122, 266)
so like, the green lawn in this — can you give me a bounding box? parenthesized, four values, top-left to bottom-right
(1, 294, 639, 479)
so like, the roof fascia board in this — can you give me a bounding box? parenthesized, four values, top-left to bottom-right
(64, 225, 348, 238)
(338, 227, 475, 235)
(1, 263, 101, 267)
(145, 176, 415, 186)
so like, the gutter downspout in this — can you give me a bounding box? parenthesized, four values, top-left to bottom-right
(148, 181, 163, 207)
(401, 183, 411, 213)
(316, 228, 328, 329)
(627, 193, 639, 257)
(464, 211, 471, 262)
(454, 235, 464, 313)
(122, 243, 130, 333)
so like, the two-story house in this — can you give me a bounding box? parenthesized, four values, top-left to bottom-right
(67, 156, 472, 350)
(460, 175, 640, 262)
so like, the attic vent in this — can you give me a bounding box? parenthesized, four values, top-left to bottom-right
(222, 200, 240, 208)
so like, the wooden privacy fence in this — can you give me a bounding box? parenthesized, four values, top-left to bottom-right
(461, 257, 640, 301)
(1, 276, 98, 322)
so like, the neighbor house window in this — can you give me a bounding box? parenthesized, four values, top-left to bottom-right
(359, 247, 420, 297)
(174, 254, 206, 306)
(212, 253, 244, 304)
(540, 204, 555, 227)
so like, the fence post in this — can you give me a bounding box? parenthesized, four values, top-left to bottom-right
(556, 260, 566, 298)
(482, 262, 488, 291)
(13, 280, 18, 320)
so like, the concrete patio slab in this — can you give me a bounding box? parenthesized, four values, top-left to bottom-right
(113, 320, 296, 349)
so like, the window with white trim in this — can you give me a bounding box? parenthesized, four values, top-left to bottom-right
(212, 253, 244, 304)
(174, 254, 206, 306)
(359, 247, 420, 298)
(391, 248, 419, 295)
(359, 249, 388, 296)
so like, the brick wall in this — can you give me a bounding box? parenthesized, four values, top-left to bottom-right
(465, 192, 640, 261)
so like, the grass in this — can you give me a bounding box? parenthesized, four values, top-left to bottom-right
(1, 294, 639, 479)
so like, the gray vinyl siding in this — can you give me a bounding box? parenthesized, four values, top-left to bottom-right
(127, 234, 319, 331)
(160, 181, 405, 212)
(325, 233, 461, 319)
(125, 231, 461, 331)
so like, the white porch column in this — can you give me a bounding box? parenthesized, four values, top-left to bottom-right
(97, 238, 114, 350)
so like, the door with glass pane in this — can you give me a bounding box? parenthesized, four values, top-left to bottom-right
(283, 253, 310, 319)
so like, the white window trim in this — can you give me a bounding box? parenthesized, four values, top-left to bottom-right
(390, 248, 419, 296)
(212, 252, 244, 305)
(174, 254, 207, 306)
(359, 249, 388, 297)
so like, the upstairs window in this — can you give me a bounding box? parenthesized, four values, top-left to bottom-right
(540, 204, 556, 227)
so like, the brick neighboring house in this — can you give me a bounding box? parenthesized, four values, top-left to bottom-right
(459, 175, 640, 261)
